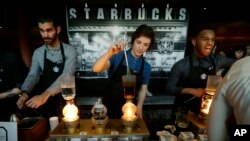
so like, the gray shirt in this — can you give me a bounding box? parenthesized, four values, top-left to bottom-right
(208, 56, 250, 141)
(21, 43, 77, 95)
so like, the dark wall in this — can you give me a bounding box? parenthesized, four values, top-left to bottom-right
(75, 77, 168, 97)
(75, 77, 108, 98)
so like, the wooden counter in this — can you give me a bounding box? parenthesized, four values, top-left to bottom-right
(49, 119, 150, 141)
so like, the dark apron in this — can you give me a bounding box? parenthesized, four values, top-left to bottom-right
(103, 54, 144, 119)
(174, 55, 216, 114)
(36, 43, 66, 118)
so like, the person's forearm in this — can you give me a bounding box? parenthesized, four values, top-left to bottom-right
(41, 90, 54, 100)
(181, 88, 194, 95)
(137, 85, 147, 108)
(0, 88, 20, 99)
(92, 51, 112, 73)
(0, 92, 9, 99)
(47, 73, 74, 95)
(181, 88, 205, 97)
(93, 41, 125, 72)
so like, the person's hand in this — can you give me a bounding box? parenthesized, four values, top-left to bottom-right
(16, 92, 29, 109)
(25, 94, 48, 109)
(192, 88, 206, 97)
(108, 40, 127, 56)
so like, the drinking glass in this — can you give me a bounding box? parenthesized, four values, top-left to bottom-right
(175, 106, 190, 128)
(200, 75, 222, 118)
(205, 75, 222, 95)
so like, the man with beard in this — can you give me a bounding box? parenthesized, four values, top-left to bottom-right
(16, 14, 77, 119)
(166, 24, 235, 115)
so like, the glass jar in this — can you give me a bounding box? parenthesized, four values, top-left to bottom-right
(91, 98, 107, 119)
(91, 98, 108, 130)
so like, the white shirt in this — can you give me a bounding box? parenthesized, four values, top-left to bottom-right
(208, 56, 250, 141)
